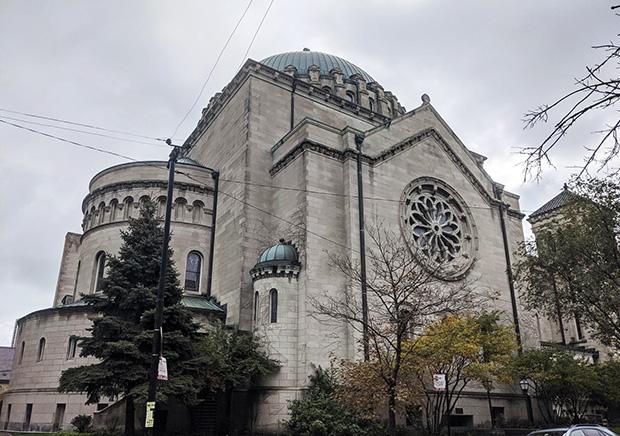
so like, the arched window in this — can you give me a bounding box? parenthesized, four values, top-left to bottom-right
(184, 251, 202, 293)
(109, 199, 118, 222)
(192, 200, 205, 224)
(369, 98, 375, 112)
(123, 197, 134, 220)
(174, 198, 187, 221)
(93, 251, 106, 293)
(269, 289, 278, 323)
(346, 91, 356, 104)
(322, 86, 332, 95)
(254, 291, 259, 323)
(89, 206, 96, 229)
(97, 202, 106, 224)
(37, 337, 46, 362)
(18, 341, 24, 365)
(156, 196, 166, 219)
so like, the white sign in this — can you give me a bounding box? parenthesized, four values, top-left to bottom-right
(157, 357, 168, 381)
(433, 374, 446, 391)
(145, 401, 155, 428)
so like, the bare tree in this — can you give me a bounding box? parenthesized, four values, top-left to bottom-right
(313, 225, 486, 434)
(521, 9, 620, 180)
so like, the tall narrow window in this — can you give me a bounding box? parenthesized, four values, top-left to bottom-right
(73, 261, 81, 296)
(369, 97, 375, 112)
(123, 196, 134, 220)
(184, 251, 202, 293)
(109, 199, 118, 221)
(174, 198, 187, 221)
(269, 289, 278, 323)
(24, 403, 32, 431)
(93, 251, 106, 293)
(36, 338, 45, 362)
(192, 201, 205, 224)
(97, 202, 106, 224)
(18, 341, 24, 365)
(346, 91, 356, 104)
(254, 292, 259, 323)
(5, 404, 10, 430)
(66, 336, 78, 360)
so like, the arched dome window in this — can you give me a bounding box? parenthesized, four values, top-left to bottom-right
(156, 196, 166, 219)
(184, 251, 202, 293)
(192, 200, 205, 224)
(109, 199, 118, 221)
(322, 86, 332, 95)
(123, 197, 134, 220)
(37, 337, 46, 362)
(254, 291, 259, 323)
(269, 289, 278, 323)
(93, 251, 106, 293)
(174, 198, 187, 221)
(369, 97, 375, 112)
(346, 91, 356, 104)
(96, 202, 105, 224)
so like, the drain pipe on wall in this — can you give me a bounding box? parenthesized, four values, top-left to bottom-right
(494, 184, 523, 353)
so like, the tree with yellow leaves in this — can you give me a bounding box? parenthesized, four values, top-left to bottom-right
(405, 313, 516, 435)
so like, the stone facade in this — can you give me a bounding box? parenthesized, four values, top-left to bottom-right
(4, 50, 543, 432)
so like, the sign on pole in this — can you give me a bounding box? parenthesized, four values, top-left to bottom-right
(433, 373, 446, 391)
(145, 401, 155, 428)
(157, 357, 168, 381)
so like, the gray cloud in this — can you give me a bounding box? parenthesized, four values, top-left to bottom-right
(0, 0, 616, 345)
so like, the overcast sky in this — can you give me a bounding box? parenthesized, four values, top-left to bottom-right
(0, 1, 616, 346)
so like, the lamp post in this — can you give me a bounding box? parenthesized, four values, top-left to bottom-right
(520, 378, 534, 425)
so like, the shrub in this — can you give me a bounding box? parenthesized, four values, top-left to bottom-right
(70, 414, 93, 433)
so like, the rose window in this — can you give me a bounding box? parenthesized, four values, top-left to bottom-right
(400, 178, 476, 278)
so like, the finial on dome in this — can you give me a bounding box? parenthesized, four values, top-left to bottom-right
(421, 94, 431, 104)
(563, 183, 568, 191)
(279, 238, 286, 243)
(303, 47, 310, 51)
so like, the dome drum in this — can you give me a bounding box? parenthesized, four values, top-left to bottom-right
(250, 239, 301, 281)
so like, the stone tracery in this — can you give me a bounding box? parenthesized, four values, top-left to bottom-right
(400, 178, 477, 278)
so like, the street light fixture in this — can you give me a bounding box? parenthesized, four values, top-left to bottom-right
(520, 378, 534, 425)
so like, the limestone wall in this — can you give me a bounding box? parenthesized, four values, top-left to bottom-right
(0, 308, 97, 431)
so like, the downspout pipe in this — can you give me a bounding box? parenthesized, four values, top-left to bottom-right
(355, 134, 370, 361)
(494, 184, 523, 352)
(290, 78, 297, 131)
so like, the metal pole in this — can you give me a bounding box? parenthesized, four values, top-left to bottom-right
(496, 195, 523, 352)
(445, 387, 451, 436)
(355, 134, 370, 362)
(524, 391, 534, 425)
(206, 170, 219, 297)
(146, 145, 179, 435)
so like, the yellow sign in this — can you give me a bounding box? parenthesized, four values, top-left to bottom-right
(145, 401, 156, 428)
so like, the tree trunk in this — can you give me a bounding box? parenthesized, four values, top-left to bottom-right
(124, 396, 135, 436)
(388, 385, 397, 435)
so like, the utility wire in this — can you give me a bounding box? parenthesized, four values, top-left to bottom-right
(238, 0, 276, 70)
(171, 0, 254, 138)
(0, 119, 139, 162)
(0, 107, 168, 142)
(0, 115, 167, 148)
(1, 119, 534, 213)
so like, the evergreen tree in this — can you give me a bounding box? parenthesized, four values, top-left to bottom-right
(59, 199, 201, 435)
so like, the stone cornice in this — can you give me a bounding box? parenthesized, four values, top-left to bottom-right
(270, 128, 525, 218)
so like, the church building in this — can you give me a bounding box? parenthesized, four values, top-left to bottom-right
(2, 49, 545, 432)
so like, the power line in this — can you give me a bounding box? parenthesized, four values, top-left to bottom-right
(0, 107, 168, 142)
(171, 0, 254, 138)
(0, 115, 167, 148)
(0, 119, 139, 161)
(238, 0, 276, 70)
(1, 119, 535, 213)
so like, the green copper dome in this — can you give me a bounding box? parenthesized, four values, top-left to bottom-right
(261, 50, 375, 83)
(257, 239, 299, 265)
